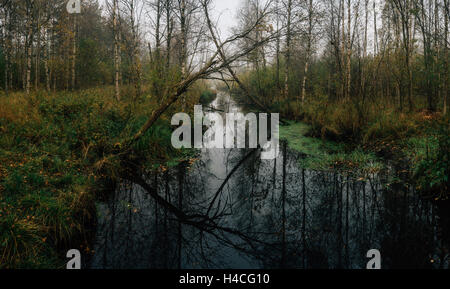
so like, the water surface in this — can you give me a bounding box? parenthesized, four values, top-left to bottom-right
(91, 92, 448, 269)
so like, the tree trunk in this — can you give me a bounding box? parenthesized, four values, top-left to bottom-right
(346, 0, 351, 100)
(71, 14, 77, 91)
(275, 0, 281, 93)
(35, 7, 40, 90)
(362, 0, 369, 100)
(3, 4, 9, 93)
(284, 0, 292, 100)
(301, 0, 313, 104)
(155, 0, 161, 53)
(408, 1, 414, 111)
(165, 1, 173, 76)
(434, 0, 440, 109)
(113, 0, 121, 101)
(444, 0, 449, 115)
(373, 0, 378, 54)
(179, 0, 187, 110)
(129, 0, 141, 98)
(44, 26, 50, 92)
(341, 0, 346, 99)
(25, 6, 33, 96)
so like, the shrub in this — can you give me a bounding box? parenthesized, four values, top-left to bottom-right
(199, 90, 217, 106)
(408, 118, 449, 199)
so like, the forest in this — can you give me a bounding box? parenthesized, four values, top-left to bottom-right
(0, 0, 448, 269)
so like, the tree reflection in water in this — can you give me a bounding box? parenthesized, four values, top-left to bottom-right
(91, 93, 448, 269)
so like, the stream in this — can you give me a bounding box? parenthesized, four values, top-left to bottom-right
(90, 91, 449, 269)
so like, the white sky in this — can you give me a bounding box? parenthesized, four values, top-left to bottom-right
(96, 0, 242, 39)
(210, 0, 242, 37)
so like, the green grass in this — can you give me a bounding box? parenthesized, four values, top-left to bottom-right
(402, 119, 449, 200)
(280, 121, 382, 173)
(279, 111, 448, 200)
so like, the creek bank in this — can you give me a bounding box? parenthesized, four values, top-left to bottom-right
(279, 119, 448, 208)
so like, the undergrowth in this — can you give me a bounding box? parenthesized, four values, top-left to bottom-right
(0, 87, 199, 268)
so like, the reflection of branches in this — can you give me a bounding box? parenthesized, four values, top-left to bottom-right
(206, 149, 258, 217)
(123, 148, 279, 262)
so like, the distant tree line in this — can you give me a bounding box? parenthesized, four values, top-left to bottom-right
(0, 0, 205, 101)
(235, 0, 449, 114)
(0, 0, 448, 115)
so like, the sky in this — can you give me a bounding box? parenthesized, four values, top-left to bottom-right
(96, 0, 243, 39)
(210, 0, 242, 37)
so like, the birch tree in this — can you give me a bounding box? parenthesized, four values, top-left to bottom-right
(113, 0, 121, 101)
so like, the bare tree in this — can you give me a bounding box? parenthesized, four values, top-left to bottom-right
(1, 0, 11, 93)
(284, 0, 292, 100)
(113, 0, 121, 101)
(444, 0, 449, 114)
(391, 0, 415, 111)
(129, 0, 278, 145)
(301, 0, 315, 103)
(24, 0, 34, 95)
(71, 11, 77, 90)
(122, 0, 143, 98)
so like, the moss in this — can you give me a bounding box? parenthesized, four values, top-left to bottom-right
(280, 121, 383, 172)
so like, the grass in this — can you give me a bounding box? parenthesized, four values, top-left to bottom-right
(0, 87, 198, 268)
(280, 121, 383, 173)
(278, 96, 448, 199)
(402, 119, 449, 200)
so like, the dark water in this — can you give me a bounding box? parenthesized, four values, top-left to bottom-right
(90, 92, 449, 269)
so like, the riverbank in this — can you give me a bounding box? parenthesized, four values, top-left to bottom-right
(279, 122, 382, 174)
(279, 113, 448, 202)
(0, 87, 198, 268)
(229, 86, 448, 201)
